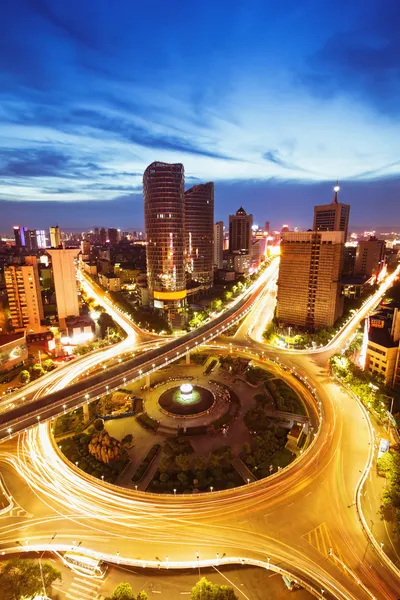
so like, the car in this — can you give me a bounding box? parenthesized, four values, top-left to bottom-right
(63, 355, 76, 362)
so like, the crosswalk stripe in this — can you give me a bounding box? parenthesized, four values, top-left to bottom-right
(74, 577, 101, 589)
(67, 588, 96, 600)
(70, 583, 97, 594)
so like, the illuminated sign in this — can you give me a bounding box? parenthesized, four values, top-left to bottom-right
(153, 290, 187, 301)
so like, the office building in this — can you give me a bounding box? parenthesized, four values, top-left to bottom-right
(184, 182, 214, 286)
(366, 308, 400, 388)
(264, 221, 270, 234)
(229, 207, 253, 254)
(355, 236, 385, 278)
(13, 226, 27, 247)
(214, 221, 224, 269)
(47, 248, 80, 328)
(313, 183, 350, 241)
(99, 228, 107, 244)
(277, 231, 345, 330)
(26, 229, 38, 251)
(5, 256, 44, 333)
(36, 230, 47, 248)
(143, 161, 186, 325)
(107, 228, 119, 245)
(49, 226, 61, 248)
(81, 240, 91, 258)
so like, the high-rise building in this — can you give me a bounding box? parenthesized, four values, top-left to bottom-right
(49, 226, 61, 248)
(5, 256, 44, 333)
(81, 240, 91, 257)
(94, 227, 100, 241)
(36, 230, 47, 248)
(47, 249, 80, 328)
(214, 221, 224, 269)
(313, 183, 350, 241)
(143, 162, 186, 324)
(107, 228, 119, 244)
(229, 207, 253, 254)
(277, 231, 345, 330)
(264, 221, 270, 234)
(99, 227, 107, 244)
(184, 182, 214, 286)
(26, 229, 38, 251)
(355, 237, 386, 278)
(13, 226, 27, 247)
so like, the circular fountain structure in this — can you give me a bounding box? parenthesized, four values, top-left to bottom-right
(158, 382, 215, 416)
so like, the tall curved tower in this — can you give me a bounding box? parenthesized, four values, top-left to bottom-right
(143, 162, 186, 325)
(184, 182, 214, 287)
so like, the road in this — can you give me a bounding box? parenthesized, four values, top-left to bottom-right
(0, 259, 399, 599)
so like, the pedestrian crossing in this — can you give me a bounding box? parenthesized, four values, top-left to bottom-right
(65, 575, 103, 600)
(302, 522, 346, 568)
(8, 507, 32, 517)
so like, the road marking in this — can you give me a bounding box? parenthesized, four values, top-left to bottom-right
(65, 575, 103, 600)
(74, 577, 100, 588)
(303, 522, 346, 570)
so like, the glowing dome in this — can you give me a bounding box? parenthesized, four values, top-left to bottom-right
(180, 383, 193, 398)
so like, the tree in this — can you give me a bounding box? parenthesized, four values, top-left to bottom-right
(105, 582, 135, 600)
(136, 592, 148, 600)
(94, 418, 105, 431)
(30, 363, 45, 380)
(19, 370, 30, 384)
(191, 577, 238, 600)
(98, 312, 116, 338)
(0, 557, 61, 600)
(175, 453, 191, 472)
(43, 358, 55, 372)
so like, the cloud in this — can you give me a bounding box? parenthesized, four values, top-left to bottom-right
(302, 0, 400, 113)
(263, 150, 314, 174)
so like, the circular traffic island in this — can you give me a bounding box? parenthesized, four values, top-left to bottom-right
(158, 383, 215, 417)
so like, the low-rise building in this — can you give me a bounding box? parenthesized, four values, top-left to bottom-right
(99, 273, 121, 292)
(64, 315, 95, 345)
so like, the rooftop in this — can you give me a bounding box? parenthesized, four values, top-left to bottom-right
(0, 332, 25, 347)
(368, 326, 398, 349)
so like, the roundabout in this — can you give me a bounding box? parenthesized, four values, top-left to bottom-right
(0, 258, 400, 600)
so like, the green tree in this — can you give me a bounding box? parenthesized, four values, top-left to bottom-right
(175, 453, 191, 472)
(30, 363, 45, 380)
(43, 358, 55, 372)
(94, 418, 105, 431)
(193, 455, 206, 472)
(136, 592, 148, 600)
(191, 577, 238, 600)
(211, 299, 223, 312)
(105, 582, 135, 600)
(0, 557, 61, 600)
(19, 369, 30, 384)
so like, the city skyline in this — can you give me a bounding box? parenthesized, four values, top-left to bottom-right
(1, 0, 399, 230)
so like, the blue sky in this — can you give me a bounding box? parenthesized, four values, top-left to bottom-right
(0, 0, 399, 231)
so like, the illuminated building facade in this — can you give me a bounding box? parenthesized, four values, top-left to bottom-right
(143, 162, 186, 325)
(229, 207, 253, 254)
(13, 226, 27, 247)
(277, 231, 345, 330)
(313, 184, 350, 241)
(49, 225, 61, 248)
(47, 248, 80, 328)
(214, 221, 224, 269)
(5, 257, 44, 333)
(26, 229, 38, 250)
(355, 237, 385, 278)
(184, 182, 214, 287)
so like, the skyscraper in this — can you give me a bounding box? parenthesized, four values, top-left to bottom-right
(313, 183, 350, 241)
(229, 207, 253, 254)
(355, 237, 386, 278)
(214, 221, 224, 269)
(47, 249, 80, 328)
(5, 256, 44, 333)
(107, 228, 119, 244)
(99, 227, 107, 244)
(49, 225, 61, 248)
(143, 162, 186, 325)
(277, 231, 345, 330)
(184, 182, 214, 286)
(13, 226, 27, 247)
(26, 229, 38, 251)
